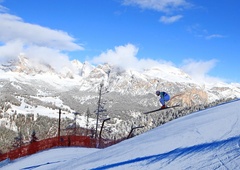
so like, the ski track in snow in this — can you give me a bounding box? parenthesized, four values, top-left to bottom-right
(20, 161, 63, 170)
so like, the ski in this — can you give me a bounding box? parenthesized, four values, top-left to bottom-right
(143, 105, 180, 114)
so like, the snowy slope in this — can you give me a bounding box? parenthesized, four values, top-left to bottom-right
(2, 100, 240, 170)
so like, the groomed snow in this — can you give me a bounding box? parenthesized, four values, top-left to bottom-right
(1, 100, 240, 170)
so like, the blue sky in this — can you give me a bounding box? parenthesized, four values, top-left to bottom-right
(0, 0, 239, 83)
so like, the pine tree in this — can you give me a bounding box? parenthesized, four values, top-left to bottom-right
(30, 130, 38, 143)
(12, 131, 23, 148)
(86, 108, 90, 128)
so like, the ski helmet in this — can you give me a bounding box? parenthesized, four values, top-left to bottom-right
(156, 90, 160, 95)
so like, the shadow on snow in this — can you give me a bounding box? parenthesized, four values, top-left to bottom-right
(92, 135, 240, 170)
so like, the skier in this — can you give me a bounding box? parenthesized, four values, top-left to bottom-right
(156, 90, 170, 109)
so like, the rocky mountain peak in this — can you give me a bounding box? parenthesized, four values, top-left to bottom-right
(0, 54, 56, 75)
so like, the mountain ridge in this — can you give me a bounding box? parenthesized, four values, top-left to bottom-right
(1, 55, 239, 116)
(0, 54, 240, 153)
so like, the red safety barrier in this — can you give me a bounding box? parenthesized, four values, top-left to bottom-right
(0, 135, 118, 162)
(0, 135, 123, 162)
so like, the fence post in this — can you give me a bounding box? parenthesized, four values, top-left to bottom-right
(99, 118, 110, 148)
(58, 109, 61, 145)
(127, 126, 144, 139)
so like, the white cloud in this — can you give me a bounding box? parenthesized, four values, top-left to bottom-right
(91, 44, 138, 68)
(91, 43, 174, 71)
(0, 40, 23, 60)
(0, 13, 83, 51)
(0, 40, 71, 70)
(0, 10, 84, 68)
(90, 44, 224, 85)
(24, 46, 71, 71)
(205, 34, 226, 40)
(187, 24, 226, 40)
(160, 15, 183, 24)
(181, 59, 223, 83)
(122, 0, 191, 13)
(0, 4, 8, 13)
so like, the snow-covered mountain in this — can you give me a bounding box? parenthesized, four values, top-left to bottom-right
(1, 54, 239, 107)
(0, 55, 240, 153)
(1, 100, 240, 169)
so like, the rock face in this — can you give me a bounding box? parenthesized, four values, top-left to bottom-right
(0, 55, 240, 152)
